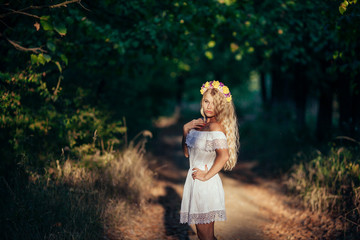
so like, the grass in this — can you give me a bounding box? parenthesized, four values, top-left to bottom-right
(237, 106, 360, 237)
(0, 130, 154, 240)
(285, 142, 360, 236)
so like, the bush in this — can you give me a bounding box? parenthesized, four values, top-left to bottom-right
(285, 144, 360, 234)
(0, 130, 153, 240)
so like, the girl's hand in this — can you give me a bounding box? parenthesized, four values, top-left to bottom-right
(183, 118, 205, 134)
(192, 165, 209, 181)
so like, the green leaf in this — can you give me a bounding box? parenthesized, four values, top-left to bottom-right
(115, 126, 127, 134)
(37, 54, 46, 65)
(55, 61, 62, 72)
(60, 54, 68, 65)
(43, 54, 52, 63)
(339, 1, 349, 14)
(40, 16, 53, 31)
(235, 53, 242, 61)
(30, 54, 38, 65)
(46, 42, 56, 52)
(205, 51, 213, 60)
(178, 61, 190, 71)
(339, 6, 346, 14)
(54, 23, 67, 36)
(40, 16, 50, 21)
(132, 41, 139, 47)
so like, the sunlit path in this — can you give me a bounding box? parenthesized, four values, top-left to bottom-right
(2, 1, 360, 239)
(215, 175, 270, 240)
(145, 118, 271, 240)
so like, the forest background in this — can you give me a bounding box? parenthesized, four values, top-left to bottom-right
(1, 0, 360, 239)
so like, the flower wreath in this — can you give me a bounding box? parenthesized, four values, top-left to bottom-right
(200, 80, 232, 102)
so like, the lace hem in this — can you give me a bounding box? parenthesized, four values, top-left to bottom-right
(185, 131, 228, 152)
(180, 210, 226, 225)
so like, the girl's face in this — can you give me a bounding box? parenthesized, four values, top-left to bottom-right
(203, 92, 216, 118)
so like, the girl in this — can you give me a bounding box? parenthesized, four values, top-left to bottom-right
(180, 81, 240, 240)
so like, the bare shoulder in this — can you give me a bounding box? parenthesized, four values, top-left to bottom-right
(209, 122, 226, 134)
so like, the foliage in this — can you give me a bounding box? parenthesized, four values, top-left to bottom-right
(0, 0, 253, 174)
(285, 144, 360, 234)
(1, 0, 360, 237)
(0, 175, 104, 240)
(335, 0, 360, 76)
(339, 0, 358, 15)
(0, 130, 153, 240)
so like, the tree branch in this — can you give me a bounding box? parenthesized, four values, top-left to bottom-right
(78, 1, 91, 11)
(0, 0, 83, 18)
(6, 38, 46, 54)
(52, 75, 63, 100)
(5, 9, 40, 19)
(0, 18, 12, 29)
(48, 0, 82, 9)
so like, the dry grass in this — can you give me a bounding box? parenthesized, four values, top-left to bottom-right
(59, 130, 154, 238)
(59, 132, 153, 203)
(285, 146, 360, 237)
(0, 130, 154, 240)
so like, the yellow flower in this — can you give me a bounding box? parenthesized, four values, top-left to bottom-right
(226, 95, 232, 102)
(222, 86, 229, 94)
(200, 88, 205, 94)
(204, 81, 210, 88)
(212, 80, 220, 89)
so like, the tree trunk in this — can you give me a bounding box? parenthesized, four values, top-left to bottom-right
(270, 63, 285, 107)
(95, 78, 105, 104)
(293, 64, 308, 130)
(316, 84, 333, 141)
(176, 75, 184, 106)
(260, 70, 268, 109)
(351, 75, 360, 139)
(337, 72, 352, 136)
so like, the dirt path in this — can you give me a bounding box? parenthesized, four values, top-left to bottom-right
(142, 120, 274, 240)
(120, 118, 336, 240)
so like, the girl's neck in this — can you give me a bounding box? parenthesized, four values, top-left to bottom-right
(206, 116, 217, 123)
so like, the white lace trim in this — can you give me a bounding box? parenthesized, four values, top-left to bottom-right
(180, 210, 226, 225)
(185, 130, 228, 152)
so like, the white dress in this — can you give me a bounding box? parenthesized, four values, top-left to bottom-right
(180, 129, 228, 225)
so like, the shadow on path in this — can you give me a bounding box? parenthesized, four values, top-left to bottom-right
(158, 186, 196, 240)
(224, 161, 263, 185)
(150, 110, 271, 239)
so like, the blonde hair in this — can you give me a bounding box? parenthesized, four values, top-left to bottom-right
(201, 88, 240, 171)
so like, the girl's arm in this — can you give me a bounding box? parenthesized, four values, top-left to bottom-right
(192, 148, 229, 181)
(192, 122, 229, 181)
(182, 118, 206, 158)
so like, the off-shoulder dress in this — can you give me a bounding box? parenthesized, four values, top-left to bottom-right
(180, 129, 228, 225)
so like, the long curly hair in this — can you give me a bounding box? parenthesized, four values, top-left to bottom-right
(200, 88, 240, 171)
